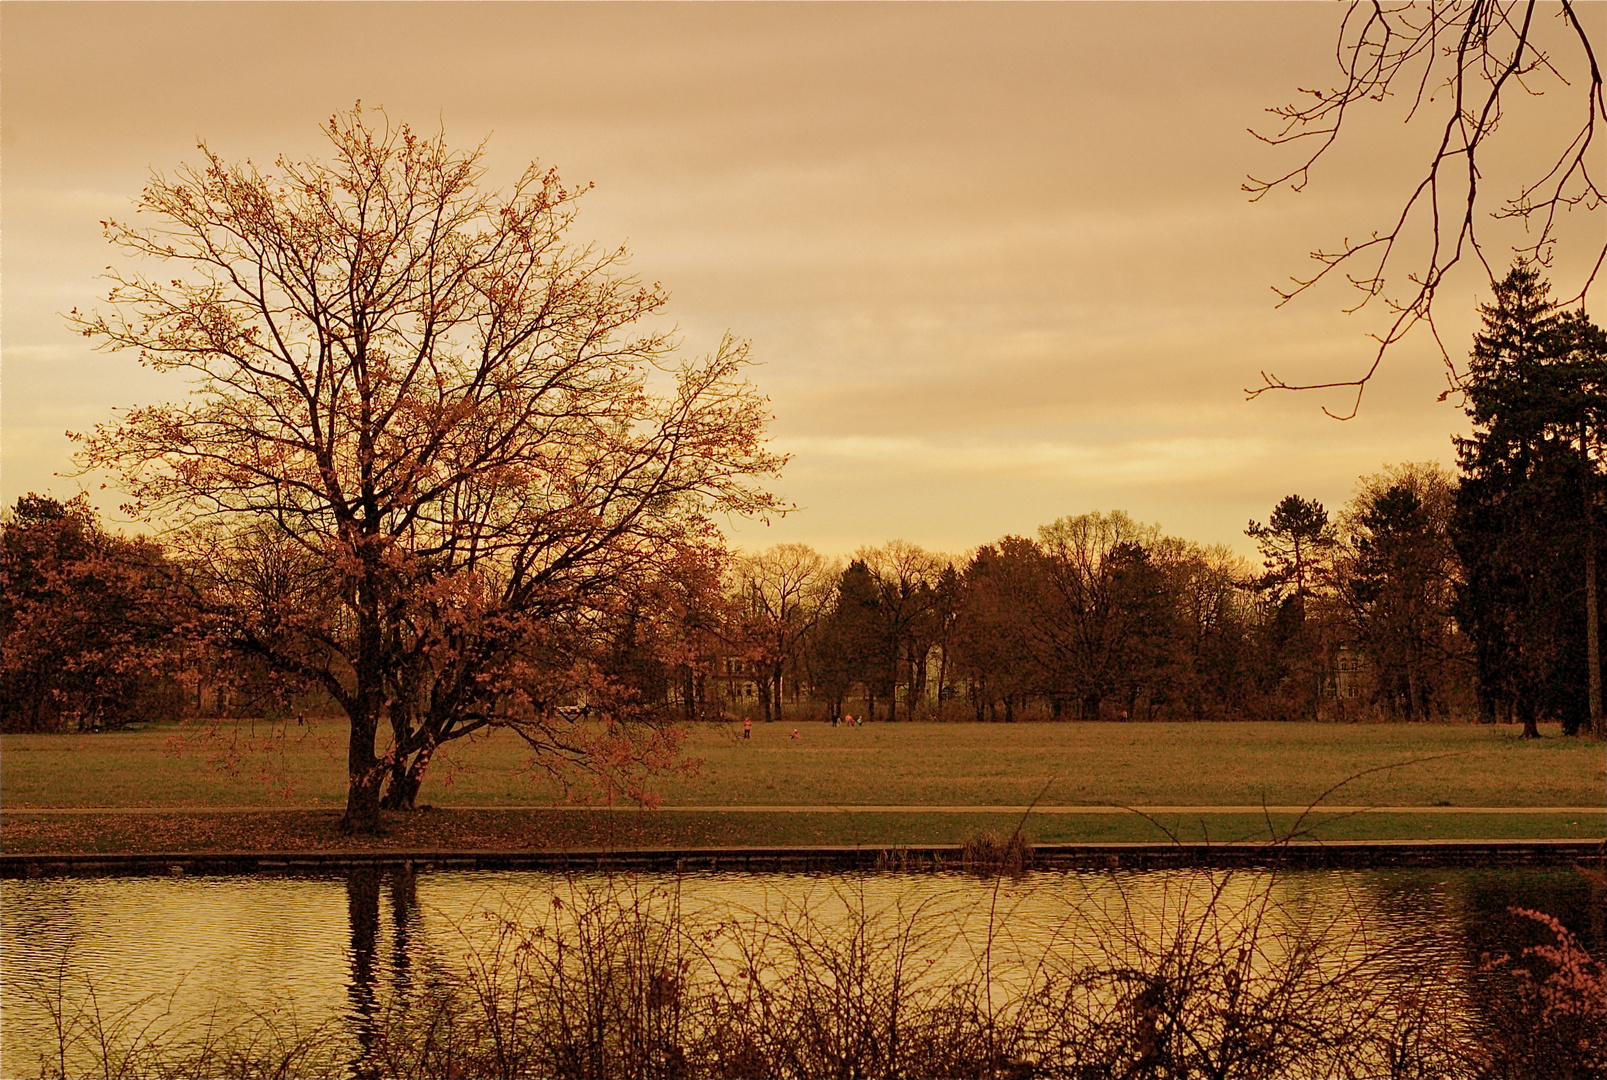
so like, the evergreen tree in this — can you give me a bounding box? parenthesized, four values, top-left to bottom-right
(1343, 473, 1460, 721)
(811, 561, 886, 721)
(1247, 495, 1338, 720)
(1453, 264, 1607, 738)
(952, 538, 1043, 722)
(1248, 495, 1336, 603)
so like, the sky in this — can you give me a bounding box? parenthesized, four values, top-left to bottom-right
(3, 1, 1602, 561)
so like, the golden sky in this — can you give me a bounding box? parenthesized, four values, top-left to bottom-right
(3, 1, 1602, 557)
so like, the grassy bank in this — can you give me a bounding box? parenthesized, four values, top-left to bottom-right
(2, 808, 1600, 858)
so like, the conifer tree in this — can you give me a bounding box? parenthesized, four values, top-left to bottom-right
(1454, 264, 1607, 738)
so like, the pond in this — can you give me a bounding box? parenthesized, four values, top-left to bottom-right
(3, 865, 1602, 1078)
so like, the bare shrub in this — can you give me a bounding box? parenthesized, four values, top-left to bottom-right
(20, 957, 345, 1080)
(316, 872, 1495, 1079)
(1472, 905, 1607, 1080)
(960, 831, 1034, 877)
(16, 869, 1600, 1079)
(1017, 870, 1476, 1079)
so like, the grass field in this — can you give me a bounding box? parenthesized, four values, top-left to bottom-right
(3, 720, 1601, 853)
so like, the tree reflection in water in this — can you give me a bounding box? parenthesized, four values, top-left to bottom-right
(345, 864, 421, 1077)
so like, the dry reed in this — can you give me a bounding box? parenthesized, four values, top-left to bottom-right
(18, 864, 1602, 1079)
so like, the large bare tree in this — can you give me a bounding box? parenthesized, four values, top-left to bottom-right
(72, 107, 786, 831)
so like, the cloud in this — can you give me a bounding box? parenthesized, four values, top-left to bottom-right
(782, 434, 1271, 486)
(0, 2, 1589, 556)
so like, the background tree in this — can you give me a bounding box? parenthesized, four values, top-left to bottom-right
(926, 561, 963, 717)
(1035, 511, 1177, 721)
(1248, 495, 1336, 603)
(1247, 495, 1339, 720)
(584, 551, 736, 733)
(654, 547, 738, 724)
(810, 560, 885, 721)
(1249, 0, 1605, 414)
(1336, 463, 1465, 721)
(72, 108, 786, 831)
(1453, 264, 1607, 737)
(0, 495, 183, 732)
(1164, 543, 1257, 721)
(952, 537, 1044, 722)
(856, 541, 945, 721)
(732, 544, 835, 724)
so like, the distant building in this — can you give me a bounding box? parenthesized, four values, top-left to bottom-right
(709, 654, 760, 711)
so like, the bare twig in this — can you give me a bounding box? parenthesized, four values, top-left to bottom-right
(1248, 1, 1605, 413)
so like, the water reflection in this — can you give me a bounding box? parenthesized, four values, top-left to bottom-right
(340, 865, 423, 1077)
(1, 865, 1598, 1077)
(388, 864, 417, 1007)
(345, 868, 380, 1070)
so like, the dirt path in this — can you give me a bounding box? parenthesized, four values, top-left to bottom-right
(8, 803, 1604, 814)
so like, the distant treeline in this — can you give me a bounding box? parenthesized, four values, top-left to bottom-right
(3, 266, 1603, 736)
(648, 467, 1491, 729)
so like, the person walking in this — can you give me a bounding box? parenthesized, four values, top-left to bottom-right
(743, 717, 752, 740)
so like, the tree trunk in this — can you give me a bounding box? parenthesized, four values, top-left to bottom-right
(343, 696, 384, 832)
(381, 743, 433, 810)
(888, 659, 900, 722)
(1583, 430, 1603, 738)
(1519, 693, 1540, 740)
(755, 676, 774, 726)
(344, 759, 384, 831)
(380, 756, 412, 811)
(907, 644, 928, 717)
(343, 590, 385, 834)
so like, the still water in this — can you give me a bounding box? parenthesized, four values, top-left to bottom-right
(2, 865, 1601, 1075)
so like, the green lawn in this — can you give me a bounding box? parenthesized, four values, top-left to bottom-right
(3, 719, 1601, 812)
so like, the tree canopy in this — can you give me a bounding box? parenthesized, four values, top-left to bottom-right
(72, 107, 786, 830)
(0, 495, 182, 732)
(1453, 263, 1607, 737)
